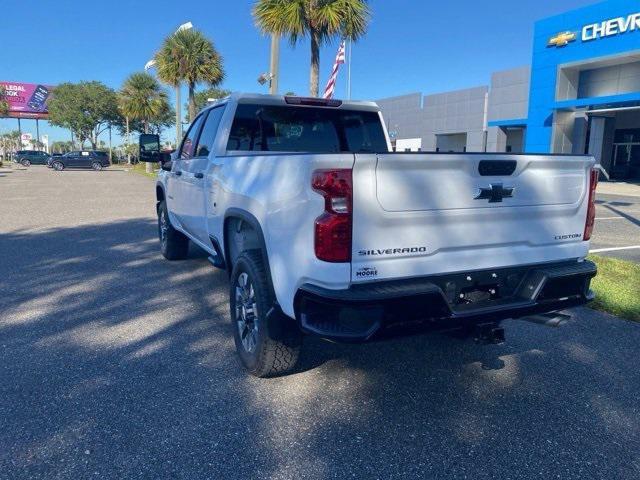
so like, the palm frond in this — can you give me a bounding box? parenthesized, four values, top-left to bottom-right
(154, 28, 225, 88)
(253, 0, 308, 45)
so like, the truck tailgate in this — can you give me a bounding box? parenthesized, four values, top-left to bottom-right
(351, 153, 595, 283)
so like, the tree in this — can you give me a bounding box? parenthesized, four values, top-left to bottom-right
(154, 28, 225, 122)
(50, 140, 74, 154)
(0, 85, 9, 117)
(186, 87, 231, 117)
(253, 0, 370, 97)
(118, 99, 175, 136)
(0, 130, 21, 161)
(118, 72, 171, 172)
(31, 139, 45, 151)
(48, 82, 121, 149)
(118, 73, 170, 134)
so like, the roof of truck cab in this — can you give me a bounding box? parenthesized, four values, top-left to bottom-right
(202, 93, 380, 112)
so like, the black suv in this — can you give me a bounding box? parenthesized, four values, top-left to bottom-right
(15, 150, 51, 166)
(50, 151, 111, 171)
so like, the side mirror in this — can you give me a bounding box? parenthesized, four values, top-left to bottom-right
(160, 152, 173, 171)
(139, 134, 161, 162)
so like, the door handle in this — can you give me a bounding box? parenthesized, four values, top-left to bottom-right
(174, 171, 182, 176)
(194, 172, 204, 179)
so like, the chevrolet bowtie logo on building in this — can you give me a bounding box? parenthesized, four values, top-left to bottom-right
(547, 31, 577, 48)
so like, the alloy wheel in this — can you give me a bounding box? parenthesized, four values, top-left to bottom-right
(159, 209, 168, 247)
(235, 272, 259, 353)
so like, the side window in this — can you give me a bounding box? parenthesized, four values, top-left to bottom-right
(195, 107, 225, 157)
(227, 105, 260, 151)
(180, 115, 206, 160)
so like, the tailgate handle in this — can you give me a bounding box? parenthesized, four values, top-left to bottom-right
(478, 160, 517, 176)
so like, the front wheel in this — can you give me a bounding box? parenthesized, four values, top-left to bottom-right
(21, 159, 31, 167)
(230, 251, 302, 377)
(91, 162, 103, 171)
(52, 161, 64, 171)
(158, 200, 189, 260)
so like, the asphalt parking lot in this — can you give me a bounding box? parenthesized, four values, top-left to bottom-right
(591, 192, 640, 263)
(1, 166, 640, 479)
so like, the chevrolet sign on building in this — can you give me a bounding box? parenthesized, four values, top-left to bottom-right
(582, 11, 640, 41)
(376, 0, 640, 181)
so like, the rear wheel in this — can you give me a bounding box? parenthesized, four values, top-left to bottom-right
(230, 251, 302, 377)
(21, 159, 31, 167)
(158, 200, 189, 260)
(52, 161, 64, 171)
(91, 161, 103, 171)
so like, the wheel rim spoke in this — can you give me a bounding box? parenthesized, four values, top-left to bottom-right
(235, 273, 258, 353)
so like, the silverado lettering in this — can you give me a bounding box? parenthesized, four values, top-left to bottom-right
(358, 247, 428, 256)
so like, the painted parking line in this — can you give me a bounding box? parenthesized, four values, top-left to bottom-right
(595, 216, 624, 220)
(590, 245, 640, 253)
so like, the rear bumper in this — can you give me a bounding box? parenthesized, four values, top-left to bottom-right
(293, 260, 597, 341)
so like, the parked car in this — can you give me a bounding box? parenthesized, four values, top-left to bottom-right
(14, 150, 51, 166)
(140, 93, 599, 377)
(50, 151, 110, 171)
(47, 153, 63, 168)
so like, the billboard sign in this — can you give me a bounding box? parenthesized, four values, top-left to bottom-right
(0, 81, 54, 119)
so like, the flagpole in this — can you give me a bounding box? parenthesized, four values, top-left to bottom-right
(347, 39, 352, 100)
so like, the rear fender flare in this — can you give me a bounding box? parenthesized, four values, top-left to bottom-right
(223, 208, 276, 300)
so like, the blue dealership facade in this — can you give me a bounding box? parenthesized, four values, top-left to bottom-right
(377, 0, 640, 180)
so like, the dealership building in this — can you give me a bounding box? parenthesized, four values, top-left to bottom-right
(377, 0, 640, 180)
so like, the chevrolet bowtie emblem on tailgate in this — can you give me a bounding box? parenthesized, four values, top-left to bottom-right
(475, 184, 514, 203)
(548, 31, 577, 48)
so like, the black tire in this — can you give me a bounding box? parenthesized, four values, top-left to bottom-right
(21, 159, 31, 167)
(158, 200, 189, 260)
(52, 161, 64, 171)
(91, 161, 103, 171)
(230, 250, 302, 377)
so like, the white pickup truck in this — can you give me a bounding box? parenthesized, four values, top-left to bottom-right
(139, 93, 598, 377)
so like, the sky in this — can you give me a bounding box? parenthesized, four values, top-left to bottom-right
(0, 0, 598, 145)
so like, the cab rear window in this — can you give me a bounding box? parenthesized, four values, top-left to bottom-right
(227, 104, 388, 153)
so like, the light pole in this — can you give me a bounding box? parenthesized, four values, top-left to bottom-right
(269, 34, 280, 95)
(108, 124, 112, 162)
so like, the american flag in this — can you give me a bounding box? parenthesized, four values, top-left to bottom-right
(322, 40, 346, 99)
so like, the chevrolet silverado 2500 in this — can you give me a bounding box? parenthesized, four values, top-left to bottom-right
(139, 93, 598, 377)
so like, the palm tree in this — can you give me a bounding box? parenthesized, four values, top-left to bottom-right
(0, 85, 9, 117)
(187, 87, 231, 115)
(0, 131, 21, 162)
(253, 0, 370, 97)
(154, 28, 225, 123)
(119, 72, 168, 133)
(119, 72, 168, 171)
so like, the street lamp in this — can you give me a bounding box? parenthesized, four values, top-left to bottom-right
(257, 72, 275, 87)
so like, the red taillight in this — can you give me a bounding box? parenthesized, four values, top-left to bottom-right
(584, 169, 599, 241)
(312, 169, 352, 262)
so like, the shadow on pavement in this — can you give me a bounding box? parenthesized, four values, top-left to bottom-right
(1, 219, 639, 479)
